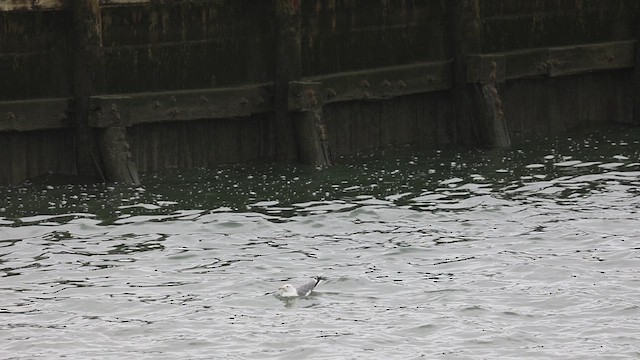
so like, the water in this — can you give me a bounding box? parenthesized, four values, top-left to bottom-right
(1, 125, 640, 359)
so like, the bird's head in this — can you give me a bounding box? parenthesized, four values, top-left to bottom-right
(278, 284, 298, 297)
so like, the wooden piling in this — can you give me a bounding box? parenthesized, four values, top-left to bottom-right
(71, 0, 103, 180)
(476, 62, 510, 147)
(450, 0, 510, 147)
(71, 0, 139, 184)
(634, 3, 640, 125)
(98, 127, 140, 185)
(274, 0, 301, 161)
(294, 107, 333, 166)
(275, 0, 333, 165)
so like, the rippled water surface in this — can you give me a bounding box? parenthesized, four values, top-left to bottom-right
(2, 126, 640, 359)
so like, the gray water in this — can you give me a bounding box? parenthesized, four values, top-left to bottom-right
(1, 125, 640, 359)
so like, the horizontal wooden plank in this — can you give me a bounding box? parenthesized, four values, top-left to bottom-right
(548, 40, 635, 77)
(466, 54, 506, 84)
(0, 98, 69, 132)
(100, 0, 149, 5)
(101, 0, 230, 7)
(0, 0, 64, 11)
(501, 48, 549, 80)
(306, 61, 453, 104)
(0, 0, 222, 11)
(467, 40, 635, 83)
(89, 84, 273, 127)
(0, 39, 632, 131)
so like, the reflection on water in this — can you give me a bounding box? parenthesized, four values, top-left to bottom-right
(1, 125, 640, 359)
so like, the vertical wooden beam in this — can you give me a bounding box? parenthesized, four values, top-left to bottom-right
(98, 126, 140, 185)
(450, 0, 477, 145)
(450, 0, 510, 147)
(294, 107, 333, 166)
(275, 0, 333, 165)
(98, 122, 140, 184)
(476, 61, 510, 147)
(71, 0, 103, 180)
(274, 0, 301, 161)
(634, 2, 640, 125)
(72, 0, 139, 184)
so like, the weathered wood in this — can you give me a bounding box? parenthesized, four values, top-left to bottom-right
(100, 0, 149, 6)
(71, 0, 103, 179)
(0, 0, 636, 187)
(293, 108, 332, 166)
(275, 0, 332, 166)
(0, 98, 69, 132)
(468, 41, 636, 83)
(451, 0, 510, 148)
(287, 82, 332, 165)
(0, 0, 63, 11)
(450, 0, 481, 146)
(477, 81, 510, 147)
(274, 0, 301, 162)
(288, 81, 322, 111)
(1, 40, 632, 133)
(10, 133, 27, 184)
(0, 0, 153, 11)
(633, 19, 640, 125)
(97, 126, 139, 184)
(547, 41, 635, 77)
(89, 85, 272, 127)
(71, 0, 140, 184)
(467, 55, 506, 84)
(307, 61, 452, 104)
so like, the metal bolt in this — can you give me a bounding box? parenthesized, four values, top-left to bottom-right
(305, 89, 318, 107)
(153, 101, 162, 110)
(240, 97, 249, 105)
(397, 80, 407, 88)
(360, 80, 371, 89)
(198, 95, 209, 105)
(326, 88, 337, 98)
(110, 104, 121, 120)
(381, 79, 391, 87)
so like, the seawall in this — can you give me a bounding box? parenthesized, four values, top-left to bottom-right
(0, 0, 638, 185)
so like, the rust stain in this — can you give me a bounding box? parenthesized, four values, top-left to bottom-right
(305, 88, 318, 107)
(318, 123, 327, 140)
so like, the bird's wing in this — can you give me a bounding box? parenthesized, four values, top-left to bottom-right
(295, 277, 321, 296)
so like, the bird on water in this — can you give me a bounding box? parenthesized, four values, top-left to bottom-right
(278, 276, 323, 297)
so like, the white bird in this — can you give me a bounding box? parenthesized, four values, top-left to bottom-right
(278, 276, 323, 297)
